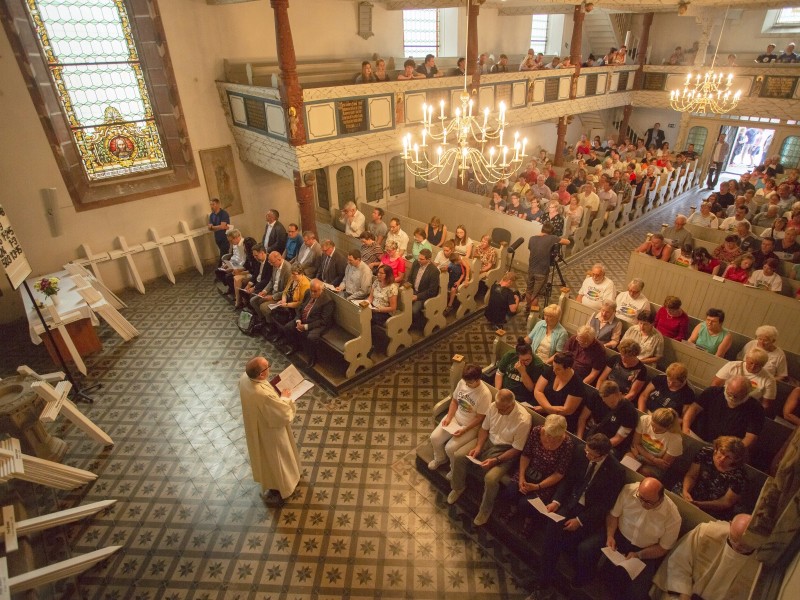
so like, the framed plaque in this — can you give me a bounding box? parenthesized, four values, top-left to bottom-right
(337, 99, 368, 135)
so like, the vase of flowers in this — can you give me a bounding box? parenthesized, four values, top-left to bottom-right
(34, 276, 60, 306)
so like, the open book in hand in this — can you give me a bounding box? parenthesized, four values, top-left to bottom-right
(270, 364, 314, 400)
(601, 547, 647, 580)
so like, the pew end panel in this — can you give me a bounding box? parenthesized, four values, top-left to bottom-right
(423, 271, 449, 337)
(385, 285, 414, 357)
(455, 257, 482, 319)
(321, 291, 374, 378)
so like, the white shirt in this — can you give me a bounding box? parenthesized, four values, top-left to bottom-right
(482, 402, 532, 450)
(719, 216, 750, 231)
(578, 276, 617, 310)
(386, 229, 410, 254)
(715, 360, 777, 401)
(636, 414, 683, 459)
(342, 210, 366, 237)
(615, 291, 650, 324)
(264, 222, 274, 247)
(452, 380, 492, 427)
(342, 261, 373, 299)
(748, 269, 782, 292)
(742, 340, 787, 379)
(687, 212, 719, 228)
(611, 483, 681, 550)
(580, 192, 600, 213)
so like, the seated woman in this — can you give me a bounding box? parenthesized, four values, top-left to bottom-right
(712, 234, 743, 264)
(690, 247, 722, 275)
(596, 338, 648, 402)
(637, 233, 673, 262)
(526, 197, 544, 222)
(485, 272, 521, 329)
(741, 325, 788, 381)
(500, 414, 574, 532)
(367, 265, 398, 352)
(540, 199, 565, 236)
(453, 225, 474, 259)
(426, 216, 448, 248)
(532, 351, 585, 434)
(443, 251, 469, 317)
(638, 362, 695, 416)
(748, 257, 783, 292)
(722, 252, 755, 283)
(688, 308, 733, 358)
(411, 228, 433, 260)
(626, 407, 683, 480)
(354, 60, 376, 84)
(379, 240, 406, 284)
(654, 295, 689, 341)
(565, 195, 584, 237)
(524, 304, 568, 365)
(489, 191, 507, 213)
(263, 264, 311, 340)
(473, 234, 498, 281)
(505, 193, 526, 219)
(434, 240, 456, 270)
(373, 58, 390, 82)
(761, 216, 787, 240)
(676, 436, 748, 520)
(233, 236, 258, 309)
(621, 310, 664, 365)
(428, 364, 491, 471)
(589, 299, 622, 349)
(493, 338, 545, 404)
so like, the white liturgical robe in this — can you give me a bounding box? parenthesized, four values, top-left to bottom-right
(651, 520, 760, 600)
(239, 373, 301, 499)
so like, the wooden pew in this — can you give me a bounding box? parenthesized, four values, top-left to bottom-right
(384, 285, 413, 357)
(585, 199, 609, 245)
(456, 257, 481, 318)
(423, 271, 449, 336)
(625, 251, 800, 355)
(358, 201, 427, 255)
(320, 290, 374, 378)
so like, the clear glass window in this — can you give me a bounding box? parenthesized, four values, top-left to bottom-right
(336, 166, 356, 208)
(403, 9, 439, 58)
(389, 156, 406, 196)
(530, 15, 549, 54)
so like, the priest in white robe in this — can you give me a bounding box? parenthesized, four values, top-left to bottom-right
(239, 356, 301, 501)
(651, 514, 760, 600)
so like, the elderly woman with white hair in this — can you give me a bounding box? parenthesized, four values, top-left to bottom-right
(712, 347, 777, 412)
(499, 413, 574, 532)
(741, 325, 788, 381)
(524, 303, 568, 365)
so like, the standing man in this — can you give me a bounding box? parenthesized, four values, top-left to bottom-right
(526, 223, 570, 312)
(263, 209, 288, 256)
(208, 198, 230, 264)
(239, 356, 300, 504)
(644, 123, 665, 150)
(706, 133, 730, 190)
(408, 248, 440, 328)
(651, 514, 760, 600)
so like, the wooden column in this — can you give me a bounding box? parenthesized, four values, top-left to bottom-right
(270, 0, 306, 146)
(632, 12, 653, 90)
(617, 104, 633, 144)
(466, 0, 482, 93)
(554, 116, 568, 167)
(294, 171, 317, 237)
(568, 4, 584, 98)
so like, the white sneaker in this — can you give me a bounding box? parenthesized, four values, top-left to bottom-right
(447, 489, 464, 505)
(427, 458, 446, 471)
(473, 510, 491, 526)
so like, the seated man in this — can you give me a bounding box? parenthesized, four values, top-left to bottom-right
(614, 279, 650, 325)
(336, 248, 372, 300)
(385, 218, 410, 255)
(408, 249, 440, 328)
(277, 279, 334, 367)
(661, 215, 693, 248)
(576, 264, 617, 310)
(574, 478, 680, 599)
(292, 231, 322, 277)
(577, 381, 639, 457)
(282, 223, 302, 262)
(711, 347, 777, 412)
(448, 389, 532, 526)
(564, 325, 606, 385)
(484, 272, 521, 329)
(651, 514, 759, 600)
(338, 201, 365, 237)
(589, 299, 623, 349)
(493, 338, 545, 404)
(530, 433, 625, 594)
(252, 251, 292, 322)
(682, 376, 765, 448)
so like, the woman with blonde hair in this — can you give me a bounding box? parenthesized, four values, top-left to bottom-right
(626, 408, 683, 479)
(722, 253, 755, 284)
(426, 216, 448, 247)
(524, 304, 567, 364)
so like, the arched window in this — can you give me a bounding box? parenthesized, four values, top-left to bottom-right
(315, 168, 329, 211)
(686, 126, 709, 155)
(389, 156, 406, 196)
(364, 160, 384, 202)
(336, 166, 355, 208)
(779, 136, 800, 169)
(2, 0, 196, 207)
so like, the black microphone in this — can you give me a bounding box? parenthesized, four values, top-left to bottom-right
(508, 237, 524, 253)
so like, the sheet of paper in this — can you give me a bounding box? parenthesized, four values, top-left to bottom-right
(620, 454, 642, 471)
(527, 496, 565, 522)
(601, 547, 647, 580)
(467, 455, 484, 465)
(441, 420, 461, 435)
(277, 364, 304, 393)
(288, 379, 314, 401)
(268, 302, 281, 310)
(323, 283, 338, 292)
(520, 401, 537, 411)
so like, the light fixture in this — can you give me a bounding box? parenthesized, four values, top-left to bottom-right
(401, 2, 526, 185)
(669, 6, 742, 114)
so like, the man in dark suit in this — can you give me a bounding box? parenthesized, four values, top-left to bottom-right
(644, 123, 665, 150)
(240, 244, 270, 307)
(317, 240, 347, 287)
(408, 249, 440, 328)
(530, 433, 626, 593)
(279, 279, 333, 367)
(262, 209, 288, 255)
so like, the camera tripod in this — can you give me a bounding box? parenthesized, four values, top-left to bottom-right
(538, 250, 568, 309)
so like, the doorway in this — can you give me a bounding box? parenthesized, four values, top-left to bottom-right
(722, 125, 775, 176)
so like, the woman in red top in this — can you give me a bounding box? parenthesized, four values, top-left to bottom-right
(654, 295, 689, 341)
(379, 240, 406, 284)
(691, 247, 721, 275)
(722, 253, 755, 284)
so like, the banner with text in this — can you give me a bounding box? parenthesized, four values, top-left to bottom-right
(0, 204, 32, 289)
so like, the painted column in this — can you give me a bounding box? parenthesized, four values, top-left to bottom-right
(467, 0, 481, 93)
(271, 0, 306, 147)
(554, 116, 568, 167)
(618, 12, 653, 144)
(568, 4, 584, 99)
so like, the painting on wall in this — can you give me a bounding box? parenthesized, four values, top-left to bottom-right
(199, 145, 243, 216)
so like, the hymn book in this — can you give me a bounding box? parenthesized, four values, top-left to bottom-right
(270, 365, 314, 400)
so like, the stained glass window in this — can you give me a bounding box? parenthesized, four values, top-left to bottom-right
(389, 156, 406, 196)
(336, 166, 355, 208)
(686, 126, 708, 155)
(779, 136, 800, 168)
(26, 0, 167, 181)
(364, 160, 384, 202)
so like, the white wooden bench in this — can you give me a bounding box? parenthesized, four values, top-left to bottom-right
(320, 290, 373, 378)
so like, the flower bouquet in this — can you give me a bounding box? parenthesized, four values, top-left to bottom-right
(34, 276, 61, 305)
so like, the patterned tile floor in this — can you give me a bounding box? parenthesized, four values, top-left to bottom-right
(0, 189, 703, 600)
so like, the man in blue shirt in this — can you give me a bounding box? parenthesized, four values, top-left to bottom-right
(208, 198, 230, 264)
(283, 223, 302, 262)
